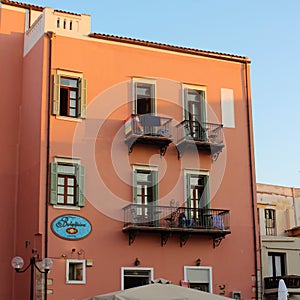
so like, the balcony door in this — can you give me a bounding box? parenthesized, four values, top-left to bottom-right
(186, 171, 209, 227)
(184, 87, 206, 140)
(133, 167, 158, 222)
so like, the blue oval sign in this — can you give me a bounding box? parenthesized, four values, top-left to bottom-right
(51, 215, 92, 240)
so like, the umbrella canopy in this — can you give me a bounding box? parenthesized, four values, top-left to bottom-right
(278, 279, 288, 300)
(85, 283, 232, 300)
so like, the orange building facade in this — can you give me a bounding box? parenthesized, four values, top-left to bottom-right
(0, 1, 260, 299)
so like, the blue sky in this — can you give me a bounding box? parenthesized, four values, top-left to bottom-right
(21, 0, 300, 187)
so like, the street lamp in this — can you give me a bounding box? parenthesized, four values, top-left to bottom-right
(11, 256, 53, 300)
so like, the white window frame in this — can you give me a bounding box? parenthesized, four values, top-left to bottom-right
(184, 266, 213, 293)
(121, 267, 154, 290)
(132, 78, 156, 115)
(66, 259, 86, 284)
(182, 84, 207, 121)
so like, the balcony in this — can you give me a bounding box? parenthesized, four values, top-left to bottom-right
(123, 204, 230, 247)
(124, 114, 173, 156)
(264, 276, 300, 295)
(175, 120, 224, 159)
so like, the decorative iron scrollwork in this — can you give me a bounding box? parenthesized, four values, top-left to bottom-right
(180, 233, 190, 247)
(213, 236, 224, 248)
(128, 230, 138, 245)
(161, 232, 172, 247)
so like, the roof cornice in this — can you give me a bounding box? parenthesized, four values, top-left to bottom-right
(89, 32, 251, 63)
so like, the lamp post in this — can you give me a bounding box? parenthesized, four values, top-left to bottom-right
(11, 256, 53, 300)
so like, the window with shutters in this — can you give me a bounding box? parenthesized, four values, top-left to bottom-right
(53, 73, 87, 119)
(50, 158, 85, 208)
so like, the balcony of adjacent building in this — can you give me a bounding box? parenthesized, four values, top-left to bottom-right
(175, 120, 224, 159)
(124, 114, 173, 156)
(122, 203, 230, 247)
(264, 275, 300, 296)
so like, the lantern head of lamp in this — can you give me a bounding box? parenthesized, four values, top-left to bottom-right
(11, 255, 53, 300)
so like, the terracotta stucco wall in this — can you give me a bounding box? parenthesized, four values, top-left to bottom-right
(44, 35, 257, 299)
(0, 4, 26, 299)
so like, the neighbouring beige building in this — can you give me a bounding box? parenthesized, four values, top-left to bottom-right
(257, 183, 300, 299)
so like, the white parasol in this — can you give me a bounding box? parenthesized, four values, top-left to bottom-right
(278, 279, 288, 300)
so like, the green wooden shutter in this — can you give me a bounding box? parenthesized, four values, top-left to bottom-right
(133, 169, 137, 203)
(133, 168, 138, 203)
(186, 173, 191, 207)
(184, 88, 189, 120)
(204, 175, 210, 209)
(200, 90, 206, 123)
(77, 164, 85, 207)
(152, 170, 158, 202)
(133, 81, 137, 114)
(150, 83, 156, 114)
(78, 77, 87, 118)
(50, 162, 58, 204)
(53, 74, 60, 115)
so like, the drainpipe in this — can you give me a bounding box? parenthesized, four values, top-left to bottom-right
(244, 60, 260, 300)
(292, 187, 298, 227)
(45, 31, 54, 300)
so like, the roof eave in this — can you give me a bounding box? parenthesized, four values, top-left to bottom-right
(89, 32, 251, 63)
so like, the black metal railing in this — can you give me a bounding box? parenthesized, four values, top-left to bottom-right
(176, 120, 223, 145)
(123, 203, 230, 231)
(264, 276, 300, 289)
(125, 114, 172, 139)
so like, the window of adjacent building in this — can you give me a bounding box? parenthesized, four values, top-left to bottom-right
(183, 85, 207, 140)
(133, 79, 156, 115)
(66, 259, 86, 284)
(53, 74, 87, 118)
(265, 209, 276, 236)
(50, 158, 85, 207)
(133, 166, 158, 217)
(184, 266, 212, 293)
(185, 170, 210, 226)
(121, 268, 153, 290)
(268, 252, 286, 277)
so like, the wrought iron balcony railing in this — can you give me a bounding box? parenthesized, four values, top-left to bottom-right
(124, 114, 173, 155)
(264, 276, 300, 290)
(123, 204, 230, 246)
(125, 114, 172, 139)
(175, 120, 224, 158)
(176, 120, 223, 145)
(123, 204, 230, 231)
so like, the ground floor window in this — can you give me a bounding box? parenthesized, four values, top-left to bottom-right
(66, 259, 86, 284)
(121, 267, 153, 290)
(184, 266, 212, 293)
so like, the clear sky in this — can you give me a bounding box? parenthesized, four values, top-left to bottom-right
(19, 0, 300, 187)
